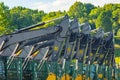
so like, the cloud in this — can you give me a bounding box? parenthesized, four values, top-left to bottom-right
(31, 0, 120, 12)
(78, 0, 120, 6)
(1, 0, 120, 13)
(31, 0, 76, 12)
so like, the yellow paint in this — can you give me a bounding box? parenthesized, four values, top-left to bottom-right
(54, 46, 59, 51)
(15, 50, 22, 56)
(32, 50, 39, 57)
(105, 60, 108, 64)
(115, 44, 120, 49)
(87, 77, 91, 80)
(47, 73, 56, 80)
(93, 61, 98, 64)
(115, 57, 120, 64)
(98, 74, 103, 78)
(83, 75, 86, 79)
(103, 78, 108, 80)
(79, 50, 83, 54)
(67, 47, 71, 52)
(75, 74, 82, 80)
(75, 74, 87, 80)
(90, 53, 93, 57)
(100, 54, 104, 58)
(61, 74, 71, 80)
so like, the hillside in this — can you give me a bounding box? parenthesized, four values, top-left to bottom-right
(0, 1, 120, 57)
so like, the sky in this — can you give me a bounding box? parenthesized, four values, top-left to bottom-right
(0, 0, 120, 12)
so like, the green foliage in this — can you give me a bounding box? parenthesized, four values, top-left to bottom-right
(68, 2, 86, 18)
(103, 4, 118, 11)
(0, 1, 120, 36)
(0, 1, 120, 56)
(0, 26, 6, 35)
(68, 1, 95, 29)
(0, 2, 11, 34)
(42, 11, 66, 28)
(42, 11, 65, 21)
(112, 8, 120, 29)
(84, 3, 95, 15)
(117, 29, 120, 36)
(10, 6, 45, 29)
(96, 10, 112, 32)
(68, 2, 94, 20)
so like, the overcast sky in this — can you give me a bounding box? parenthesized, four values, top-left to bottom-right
(0, 0, 120, 12)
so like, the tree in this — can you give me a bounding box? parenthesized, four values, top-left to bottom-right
(42, 11, 65, 21)
(10, 6, 45, 29)
(89, 7, 102, 29)
(42, 11, 65, 28)
(68, 1, 95, 26)
(103, 4, 118, 11)
(32, 10, 45, 23)
(68, 2, 86, 18)
(0, 2, 11, 35)
(84, 3, 95, 15)
(89, 7, 102, 19)
(96, 10, 112, 32)
(112, 8, 120, 35)
(10, 7, 33, 29)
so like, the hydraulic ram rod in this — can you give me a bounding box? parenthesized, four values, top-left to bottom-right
(15, 16, 64, 33)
